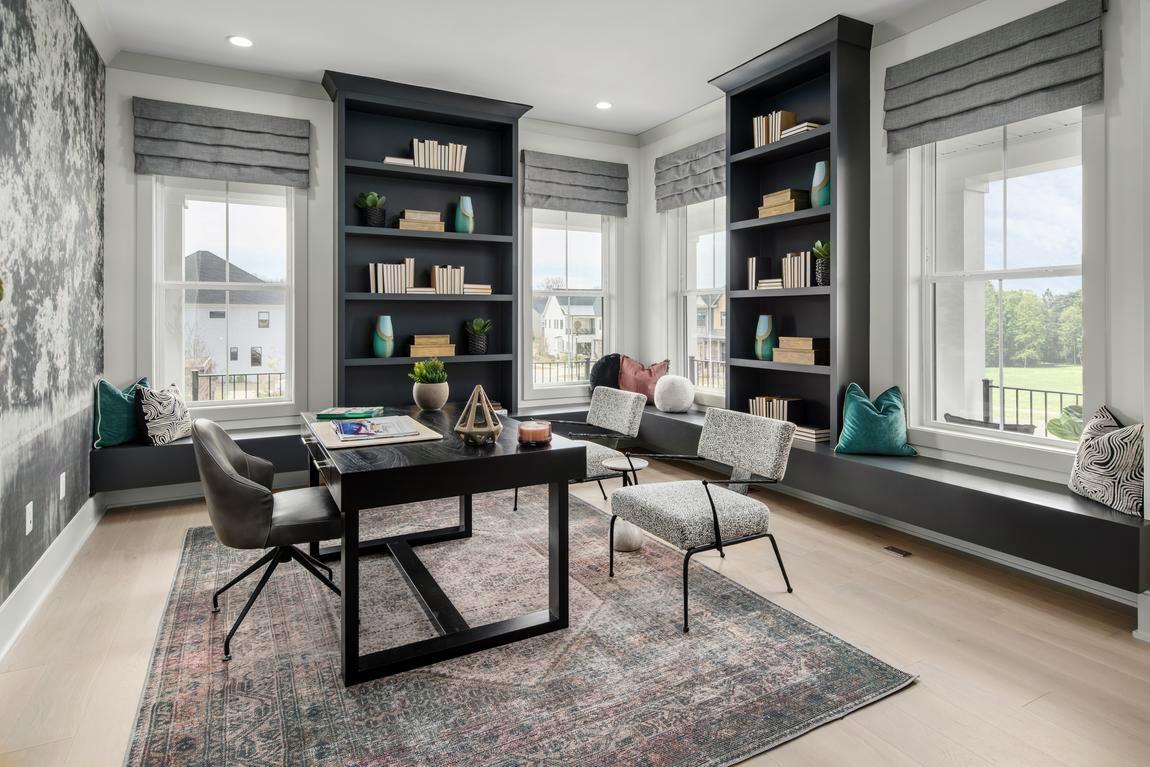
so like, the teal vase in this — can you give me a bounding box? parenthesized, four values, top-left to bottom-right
(454, 195, 474, 234)
(811, 161, 830, 208)
(372, 315, 394, 358)
(754, 315, 778, 361)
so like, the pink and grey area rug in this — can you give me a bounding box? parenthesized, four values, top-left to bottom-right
(126, 486, 913, 766)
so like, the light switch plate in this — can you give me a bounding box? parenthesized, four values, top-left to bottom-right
(25, 501, 33, 535)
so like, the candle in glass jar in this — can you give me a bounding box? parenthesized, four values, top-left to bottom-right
(518, 420, 552, 445)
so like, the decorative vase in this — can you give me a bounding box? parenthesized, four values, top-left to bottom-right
(454, 195, 474, 234)
(754, 314, 778, 361)
(413, 382, 449, 411)
(466, 330, 488, 355)
(815, 258, 830, 287)
(372, 315, 394, 358)
(811, 161, 830, 208)
(363, 206, 386, 227)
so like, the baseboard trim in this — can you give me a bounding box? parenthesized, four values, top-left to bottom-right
(0, 495, 107, 661)
(99, 471, 308, 510)
(769, 484, 1139, 608)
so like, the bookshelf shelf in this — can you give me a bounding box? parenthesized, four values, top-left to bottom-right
(344, 226, 514, 243)
(729, 358, 832, 375)
(344, 292, 513, 302)
(344, 159, 514, 186)
(729, 124, 832, 165)
(326, 71, 530, 407)
(710, 17, 872, 437)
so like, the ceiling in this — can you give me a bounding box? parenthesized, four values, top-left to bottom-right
(85, 0, 969, 135)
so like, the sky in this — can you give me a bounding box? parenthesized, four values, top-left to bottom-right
(184, 198, 288, 282)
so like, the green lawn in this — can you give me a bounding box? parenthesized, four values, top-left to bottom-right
(983, 365, 1083, 439)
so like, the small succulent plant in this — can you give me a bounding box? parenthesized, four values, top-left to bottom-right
(355, 191, 386, 209)
(409, 358, 448, 384)
(465, 318, 493, 336)
(813, 239, 830, 261)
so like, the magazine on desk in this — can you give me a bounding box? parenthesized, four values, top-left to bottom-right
(332, 416, 421, 441)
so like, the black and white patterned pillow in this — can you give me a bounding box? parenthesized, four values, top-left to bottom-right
(1068, 406, 1144, 516)
(135, 384, 192, 445)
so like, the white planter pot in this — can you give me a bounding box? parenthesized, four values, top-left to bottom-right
(412, 382, 449, 411)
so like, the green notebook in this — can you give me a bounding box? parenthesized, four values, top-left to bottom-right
(316, 407, 386, 420)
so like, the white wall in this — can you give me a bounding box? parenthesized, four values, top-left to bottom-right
(103, 65, 335, 416)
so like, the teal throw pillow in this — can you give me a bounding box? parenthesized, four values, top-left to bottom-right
(93, 377, 150, 448)
(835, 383, 917, 456)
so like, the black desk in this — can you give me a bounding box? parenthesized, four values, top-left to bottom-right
(301, 406, 585, 686)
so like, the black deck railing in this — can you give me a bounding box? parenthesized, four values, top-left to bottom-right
(981, 378, 1082, 437)
(689, 357, 727, 391)
(532, 359, 592, 385)
(190, 372, 287, 401)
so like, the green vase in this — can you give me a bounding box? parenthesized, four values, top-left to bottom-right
(454, 195, 474, 234)
(755, 315, 778, 361)
(372, 315, 394, 358)
(811, 161, 830, 208)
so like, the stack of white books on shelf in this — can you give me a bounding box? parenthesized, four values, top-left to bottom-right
(463, 284, 492, 295)
(382, 156, 415, 166)
(782, 251, 812, 288)
(367, 258, 416, 294)
(432, 265, 465, 294)
(752, 110, 795, 147)
(779, 121, 822, 140)
(756, 278, 784, 290)
(793, 425, 831, 444)
(749, 395, 801, 421)
(411, 139, 468, 171)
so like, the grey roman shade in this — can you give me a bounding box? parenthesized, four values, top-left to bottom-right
(522, 150, 628, 217)
(654, 135, 726, 213)
(133, 97, 311, 188)
(883, 0, 1103, 153)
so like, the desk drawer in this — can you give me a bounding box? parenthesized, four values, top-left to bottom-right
(300, 427, 335, 487)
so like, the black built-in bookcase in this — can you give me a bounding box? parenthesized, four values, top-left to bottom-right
(323, 72, 531, 408)
(710, 18, 872, 438)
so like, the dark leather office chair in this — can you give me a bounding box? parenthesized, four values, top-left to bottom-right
(191, 418, 343, 660)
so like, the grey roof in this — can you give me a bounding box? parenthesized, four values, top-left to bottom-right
(185, 251, 281, 306)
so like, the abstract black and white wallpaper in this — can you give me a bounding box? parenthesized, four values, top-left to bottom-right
(0, 0, 105, 604)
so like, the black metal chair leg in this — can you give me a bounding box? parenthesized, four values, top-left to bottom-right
(295, 547, 334, 580)
(513, 487, 519, 511)
(212, 549, 277, 612)
(609, 515, 617, 577)
(597, 480, 607, 500)
(681, 548, 701, 633)
(222, 556, 280, 661)
(767, 533, 793, 593)
(288, 547, 341, 597)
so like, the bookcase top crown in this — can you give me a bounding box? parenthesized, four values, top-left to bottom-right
(322, 71, 532, 122)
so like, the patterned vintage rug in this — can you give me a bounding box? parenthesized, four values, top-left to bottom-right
(126, 487, 913, 766)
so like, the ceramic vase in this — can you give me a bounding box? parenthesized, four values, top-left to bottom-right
(413, 382, 449, 411)
(815, 258, 830, 287)
(811, 161, 830, 208)
(363, 206, 386, 227)
(454, 195, 474, 234)
(372, 315, 394, 358)
(754, 314, 778, 361)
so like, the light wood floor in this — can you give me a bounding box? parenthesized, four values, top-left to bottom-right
(2, 460, 1149, 766)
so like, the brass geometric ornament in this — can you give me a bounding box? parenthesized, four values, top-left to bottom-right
(454, 385, 504, 445)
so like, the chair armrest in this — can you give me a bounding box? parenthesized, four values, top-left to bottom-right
(526, 417, 588, 427)
(701, 478, 778, 487)
(623, 451, 706, 462)
(244, 454, 275, 491)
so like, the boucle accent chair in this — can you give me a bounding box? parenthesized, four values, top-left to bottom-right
(610, 408, 797, 632)
(514, 386, 647, 510)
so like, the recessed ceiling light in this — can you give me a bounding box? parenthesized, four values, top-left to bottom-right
(227, 35, 253, 48)
(595, 101, 612, 110)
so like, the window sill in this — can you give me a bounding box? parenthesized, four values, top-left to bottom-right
(186, 400, 301, 428)
(907, 424, 1075, 483)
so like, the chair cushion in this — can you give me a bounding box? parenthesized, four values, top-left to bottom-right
(611, 481, 770, 550)
(266, 487, 343, 546)
(575, 440, 626, 479)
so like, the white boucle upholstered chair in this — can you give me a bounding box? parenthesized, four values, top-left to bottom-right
(609, 407, 796, 632)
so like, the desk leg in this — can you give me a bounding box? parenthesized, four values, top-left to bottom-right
(459, 494, 473, 534)
(341, 503, 360, 685)
(308, 461, 321, 560)
(548, 480, 569, 628)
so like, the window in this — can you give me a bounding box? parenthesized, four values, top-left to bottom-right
(920, 107, 1086, 446)
(153, 178, 292, 407)
(524, 208, 613, 398)
(667, 197, 727, 400)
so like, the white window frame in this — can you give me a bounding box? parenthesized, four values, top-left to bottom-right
(903, 104, 1106, 477)
(135, 175, 309, 425)
(519, 208, 618, 404)
(663, 197, 727, 408)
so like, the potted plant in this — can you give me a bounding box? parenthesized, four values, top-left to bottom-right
(813, 239, 830, 287)
(464, 317, 493, 354)
(355, 192, 387, 227)
(409, 358, 449, 411)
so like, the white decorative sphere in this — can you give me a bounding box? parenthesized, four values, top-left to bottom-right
(654, 375, 694, 413)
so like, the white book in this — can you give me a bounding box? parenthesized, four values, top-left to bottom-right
(460, 144, 467, 171)
(405, 257, 414, 289)
(368, 263, 376, 294)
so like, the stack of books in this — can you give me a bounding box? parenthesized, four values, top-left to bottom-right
(410, 334, 455, 358)
(782, 251, 813, 288)
(463, 283, 492, 295)
(793, 425, 831, 444)
(748, 395, 802, 422)
(759, 189, 810, 218)
(757, 277, 784, 290)
(382, 156, 415, 166)
(367, 258, 416, 294)
(774, 336, 829, 366)
(411, 139, 468, 172)
(398, 209, 445, 232)
(780, 121, 822, 139)
(431, 265, 465, 294)
(317, 406, 386, 420)
(752, 110, 795, 147)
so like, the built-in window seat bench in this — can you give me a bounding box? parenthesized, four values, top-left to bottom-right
(527, 404, 1150, 595)
(90, 426, 308, 494)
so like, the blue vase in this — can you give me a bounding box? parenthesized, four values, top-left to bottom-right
(372, 315, 394, 358)
(454, 195, 474, 234)
(811, 161, 830, 208)
(755, 315, 778, 361)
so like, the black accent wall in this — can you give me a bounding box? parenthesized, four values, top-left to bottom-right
(0, 0, 105, 604)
